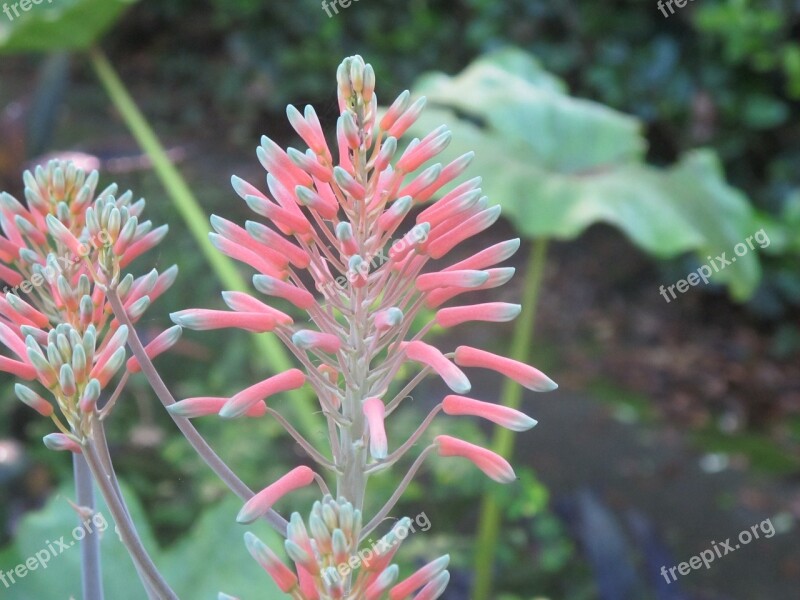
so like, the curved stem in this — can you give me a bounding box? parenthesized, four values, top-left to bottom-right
(265, 408, 336, 470)
(83, 442, 177, 599)
(472, 238, 549, 600)
(360, 444, 436, 541)
(73, 454, 104, 600)
(107, 289, 288, 535)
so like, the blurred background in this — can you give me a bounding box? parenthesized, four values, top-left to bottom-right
(0, 1, 799, 598)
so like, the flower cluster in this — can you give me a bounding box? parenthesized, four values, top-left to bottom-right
(0, 159, 177, 450)
(174, 55, 557, 599)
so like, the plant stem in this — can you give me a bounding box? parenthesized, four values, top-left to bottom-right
(107, 289, 288, 534)
(87, 46, 319, 441)
(73, 454, 104, 600)
(83, 442, 177, 599)
(472, 238, 549, 600)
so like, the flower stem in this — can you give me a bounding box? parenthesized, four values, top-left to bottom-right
(107, 289, 288, 535)
(472, 238, 549, 600)
(87, 46, 319, 442)
(73, 453, 104, 600)
(83, 442, 177, 599)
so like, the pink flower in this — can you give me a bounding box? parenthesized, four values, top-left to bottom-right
(442, 394, 537, 431)
(454, 346, 558, 391)
(244, 532, 298, 593)
(237, 466, 316, 524)
(434, 435, 516, 483)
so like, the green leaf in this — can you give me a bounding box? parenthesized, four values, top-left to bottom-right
(0, 0, 137, 53)
(403, 48, 764, 299)
(0, 482, 283, 598)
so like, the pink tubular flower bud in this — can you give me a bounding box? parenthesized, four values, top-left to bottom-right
(413, 151, 475, 204)
(126, 325, 183, 373)
(209, 233, 285, 279)
(363, 397, 388, 459)
(219, 369, 306, 419)
(389, 555, 450, 600)
(252, 275, 316, 310)
(43, 433, 83, 454)
(221, 291, 293, 325)
(415, 269, 488, 292)
(434, 435, 516, 483)
(425, 267, 515, 308)
(287, 104, 328, 157)
(120, 224, 169, 268)
(170, 309, 277, 333)
(0, 355, 37, 380)
(14, 383, 53, 417)
(244, 531, 299, 593)
(454, 346, 558, 392)
(237, 466, 316, 524)
(442, 395, 537, 431)
(426, 205, 501, 259)
(396, 126, 451, 174)
(435, 302, 521, 328)
(245, 221, 310, 269)
(399, 341, 470, 394)
(412, 571, 450, 600)
(292, 330, 341, 354)
(386, 96, 426, 139)
(168, 397, 266, 419)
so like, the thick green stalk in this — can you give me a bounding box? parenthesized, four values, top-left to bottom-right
(472, 238, 549, 600)
(87, 48, 318, 439)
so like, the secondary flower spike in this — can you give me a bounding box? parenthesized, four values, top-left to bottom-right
(172, 54, 556, 598)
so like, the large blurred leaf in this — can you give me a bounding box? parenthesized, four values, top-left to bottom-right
(405, 48, 765, 299)
(0, 0, 136, 53)
(0, 482, 282, 598)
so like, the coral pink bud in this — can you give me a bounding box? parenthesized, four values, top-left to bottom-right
(363, 397, 388, 459)
(412, 571, 450, 600)
(0, 322, 28, 360)
(245, 532, 299, 593)
(5, 295, 49, 329)
(209, 233, 285, 279)
(415, 269, 488, 292)
(417, 188, 482, 229)
(45, 215, 83, 256)
(0, 356, 38, 381)
(43, 433, 82, 454)
(168, 397, 266, 418)
(258, 136, 314, 189)
(376, 195, 412, 237)
(237, 466, 316, 524)
(297, 566, 320, 600)
(380, 90, 411, 131)
(253, 275, 316, 310)
(245, 221, 310, 268)
(288, 148, 331, 182)
(414, 152, 475, 204)
(170, 309, 277, 333)
(398, 163, 441, 200)
(425, 267, 515, 308)
(287, 104, 328, 157)
(335, 222, 359, 256)
(442, 395, 537, 431)
(373, 136, 397, 173)
(435, 303, 520, 328)
(292, 330, 341, 354)
(295, 185, 338, 220)
(396, 126, 451, 173)
(244, 193, 312, 236)
(221, 291, 293, 325)
(400, 341, 470, 394)
(389, 223, 429, 261)
(387, 96, 426, 138)
(426, 205, 501, 259)
(211, 216, 289, 268)
(366, 565, 399, 600)
(126, 325, 183, 373)
(120, 225, 169, 268)
(435, 435, 516, 483)
(0, 235, 21, 263)
(445, 238, 519, 272)
(149, 265, 179, 303)
(374, 307, 403, 332)
(389, 555, 450, 600)
(0, 264, 24, 287)
(333, 166, 366, 200)
(454, 346, 558, 392)
(220, 369, 306, 419)
(14, 383, 53, 417)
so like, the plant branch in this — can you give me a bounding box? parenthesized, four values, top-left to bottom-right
(73, 453, 104, 600)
